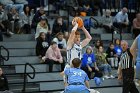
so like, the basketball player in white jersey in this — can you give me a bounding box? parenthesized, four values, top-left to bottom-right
(61, 18, 92, 86)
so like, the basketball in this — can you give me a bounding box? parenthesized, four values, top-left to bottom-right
(72, 17, 83, 28)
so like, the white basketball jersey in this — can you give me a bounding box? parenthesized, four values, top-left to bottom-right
(67, 43, 82, 65)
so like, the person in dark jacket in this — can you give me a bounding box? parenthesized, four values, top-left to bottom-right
(106, 42, 117, 68)
(36, 32, 51, 58)
(52, 16, 68, 37)
(31, 6, 45, 30)
(0, 67, 9, 91)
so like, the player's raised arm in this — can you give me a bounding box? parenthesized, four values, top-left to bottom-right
(81, 26, 92, 48)
(67, 20, 78, 50)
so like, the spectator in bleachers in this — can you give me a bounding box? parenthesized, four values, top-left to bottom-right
(81, 46, 103, 79)
(102, 10, 114, 33)
(35, 16, 51, 39)
(0, 3, 13, 37)
(91, 0, 103, 16)
(53, 32, 67, 61)
(133, 13, 140, 38)
(32, 6, 45, 30)
(20, 5, 33, 34)
(95, 45, 114, 79)
(7, 6, 21, 33)
(114, 39, 122, 57)
(36, 32, 50, 58)
(106, 42, 118, 68)
(0, 67, 9, 91)
(113, 7, 129, 33)
(93, 40, 103, 54)
(52, 16, 68, 38)
(42, 41, 65, 72)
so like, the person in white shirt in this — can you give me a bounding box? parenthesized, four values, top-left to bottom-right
(53, 32, 67, 63)
(113, 7, 129, 33)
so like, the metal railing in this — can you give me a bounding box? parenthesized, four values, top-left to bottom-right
(22, 63, 35, 93)
(0, 46, 9, 65)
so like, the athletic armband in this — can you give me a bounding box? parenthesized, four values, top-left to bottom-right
(72, 24, 78, 32)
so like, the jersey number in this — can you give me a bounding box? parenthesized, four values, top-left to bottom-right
(73, 71, 82, 76)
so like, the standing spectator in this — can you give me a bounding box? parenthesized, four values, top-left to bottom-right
(95, 46, 114, 79)
(42, 41, 65, 72)
(81, 46, 102, 79)
(0, 67, 9, 91)
(133, 13, 140, 38)
(102, 10, 114, 33)
(106, 43, 117, 68)
(7, 6, 21, 33)
(93, 40, 103, 54)
(118, 40, 139, 93)
(113, 7, 129, 33)
(35, 16, 51, 40)
(20, 5, 33, 34)
(53, 32, 67, 61)
(52, 16, 68, 37)
(36, 32, 50, 58)
(32, 6, 45, 30)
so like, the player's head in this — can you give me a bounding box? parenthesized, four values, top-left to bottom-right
(121, 40, 128, 51)
(72, 58, 81, 68)
(0, 67, 3, 76)
(74, 31, 80, 44)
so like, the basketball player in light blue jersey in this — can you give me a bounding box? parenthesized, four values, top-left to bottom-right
(64, 58, 90, 93)
(130, 35, 140, 86)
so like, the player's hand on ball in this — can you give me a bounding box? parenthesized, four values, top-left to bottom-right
(72, 20, 78, 26)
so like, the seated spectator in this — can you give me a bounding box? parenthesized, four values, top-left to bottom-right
(106, 42, 118, 68)
(52, 16, 68, 38)
(36, 32, 51, 58)
(81, 46, 103, 79)
(20, 5, 33, 34)
(133, 13, 140, 38)
(0, 67, 9, 91)
(95, 46, 114, 79)
(114, 39, 122, 57)
(7, 6, 21, 33)
(53, 32, 67, 60)
(0, 3, 12, 36)
(32, 6, 45, 30)
(113, 7, 129, 33)
(35, 16, 51, 39)
(42, 41, 65, 72)
(93, 40, 103, 54)
(102, 10, 114, 33)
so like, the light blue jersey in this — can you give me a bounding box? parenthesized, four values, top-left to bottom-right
(137, 35, 140, 63)
(64, 68, 89, 93)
